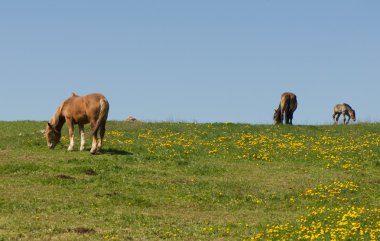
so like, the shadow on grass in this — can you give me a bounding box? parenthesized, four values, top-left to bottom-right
(102, 148, 133, 156)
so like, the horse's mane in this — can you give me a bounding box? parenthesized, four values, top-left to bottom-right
(50, 103, 64, 127)
(343, 103, 353, 111)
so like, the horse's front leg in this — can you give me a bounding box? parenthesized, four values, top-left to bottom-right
(345, 115, 351, 125)
(343, 114, 347, 124)
(79, 124, 85, 151)
(335, 113, 341, 124)
(66, 118, 75, 151)
(333, 112, 337, 124)
(280, 109, 285, 124)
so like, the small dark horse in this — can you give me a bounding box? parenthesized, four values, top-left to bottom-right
(273, 92, 297, 125)
(333, 103, 356, 124)
(45, 93, 109, 154)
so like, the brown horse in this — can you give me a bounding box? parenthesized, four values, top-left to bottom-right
(45, 93, 109, 154)
(333, 103, 356, 124)
(273, 92, 297, 125)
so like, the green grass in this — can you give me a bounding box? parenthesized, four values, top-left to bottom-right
(0, 121, 379, 240)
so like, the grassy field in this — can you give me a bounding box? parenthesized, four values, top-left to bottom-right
(0, 121, 379, 240)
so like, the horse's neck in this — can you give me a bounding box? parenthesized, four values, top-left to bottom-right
(277, 104, 281, 113)
(51, 107, 65, 131)
(55, 118, 65, 132)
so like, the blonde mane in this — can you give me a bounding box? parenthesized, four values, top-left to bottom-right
(50, 104, 64, 127)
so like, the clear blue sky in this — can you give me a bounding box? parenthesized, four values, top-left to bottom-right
(1, 1, 379, 124)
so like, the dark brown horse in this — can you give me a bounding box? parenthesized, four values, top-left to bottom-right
(45, 93, 109, 154)
(273, 92, 297, 125)
(333, 103, 356, 124)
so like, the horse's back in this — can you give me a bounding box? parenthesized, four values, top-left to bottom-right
(334, 103, 352, 113)
(62, 93, 109, 124)
(85, 93, 107, 101)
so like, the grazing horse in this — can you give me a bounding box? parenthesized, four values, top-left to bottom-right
(45, 93, 109, 154)
(333, 103, 356, 124)
(273, 92, 297, 125)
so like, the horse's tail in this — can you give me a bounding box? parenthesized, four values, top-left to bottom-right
(283, 97, 290, 120)
(293, 95, 297, 112)
(94, 97, 109, 133)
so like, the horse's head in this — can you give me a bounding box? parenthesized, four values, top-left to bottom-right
(45, 122, 61, 149)
(349, 110, 356, 122)
(273, 109, 282, 124)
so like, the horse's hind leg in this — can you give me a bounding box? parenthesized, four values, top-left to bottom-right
(97, 123, 106, 152)
(90, 123, 99, 154)
(90, 132, 98, 154)
(284, 111, 290, 124)
(289, 112, 294, 125)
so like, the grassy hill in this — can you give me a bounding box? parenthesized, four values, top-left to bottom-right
(0, 121, 379, 240)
